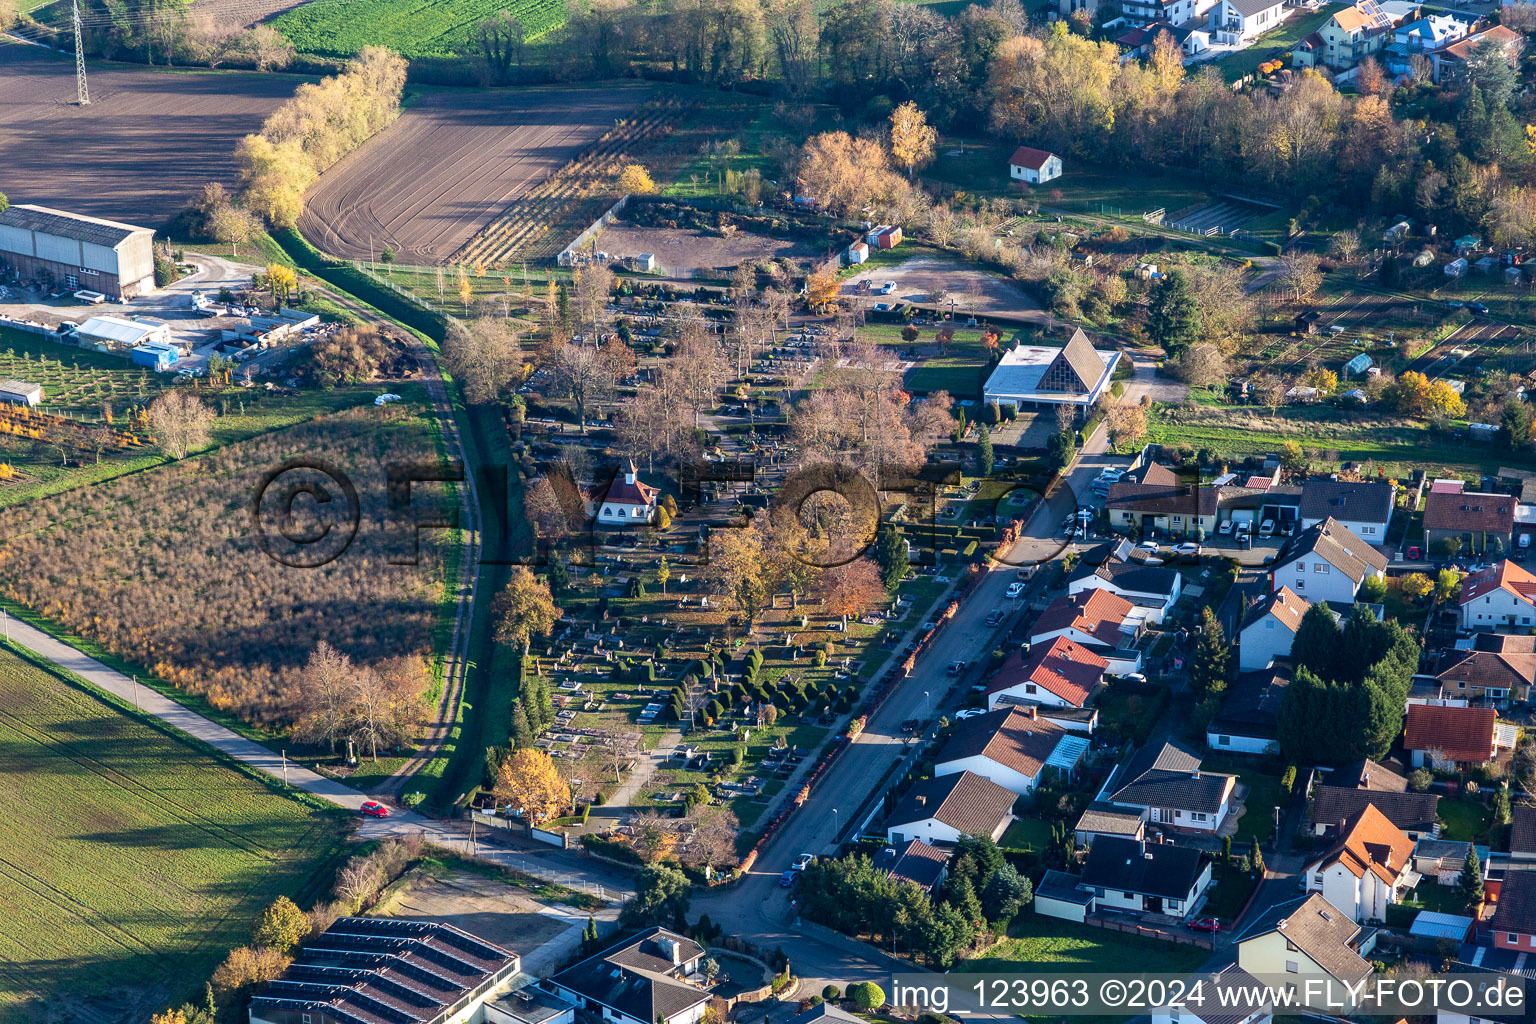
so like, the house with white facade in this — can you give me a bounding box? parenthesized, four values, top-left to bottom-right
(1151, 966, 1272, 1024)
(1096, 740, 1237, 834)
(1302, 803, 1418, 923)
(885, 770, 1016, 846)
(985, 636, 1108, 712)
(593, 461, 659, 525)
(548, 928, 708, 1024)
(1272, 518, 1387, 604)
(982, 329, 1116, 420)
(1030, 589, 1145, 675)
(1458, 561, 1536, 631)
(1207, 663, 1290, 755)
(1235, 894, 1375, 1002)
(1238, 586, 1309, 672)
(1404, 704, 1513, 770)
(1007, 146, 1063, 184)
(1298, 479, 1394, 542)
(1067, 547, 1184, 624)
(1080, 836, 1212, 917)
(1212, 0, 1288, 42)
(935, 707, 1089, 795)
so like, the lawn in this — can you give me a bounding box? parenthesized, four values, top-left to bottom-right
(274, 0, 567, 58)
(1205, 756, 1286, 846)
(0, 646, 344, 1023)
(1213, 4, 1346, 83)
(960, 913, 1209, 974)
(1002, 817, 1055, 853)
(1437, 798, 1490, 843)
(1201, 867, 1259, 921)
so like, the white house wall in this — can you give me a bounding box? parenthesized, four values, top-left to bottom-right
(1239, 615, 1298, 671)
(1272, 557, 1368, 604)
(936, 754, 1039, 795)
(1206, 729, 1279, 755)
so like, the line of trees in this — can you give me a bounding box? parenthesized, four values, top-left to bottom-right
(236, 47, 407, 227)
(293, 641, 428, 760)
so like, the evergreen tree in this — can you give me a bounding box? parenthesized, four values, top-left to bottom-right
(1188, 606, 1232, 701)
(547, 556, 571, 595)
(980, 864, 1033, 921)
(1458, 844, 1485, 908)
(953, 406, 968, 443)
(511, 700, 534, 749)
(1290, 603, 1342, 678)
(1249, 837, 1265, 876)
(975, 423, 994, 476)
(1501, 399, 1533, 449)
(875, 524, 910, 591)
(1493, 786, 1512, 826)
(1221, 835, 1232, 869)
(1146, 269, 1201, 356)
(1047, 427, 1077, 471)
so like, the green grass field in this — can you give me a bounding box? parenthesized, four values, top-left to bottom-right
(1214, 4, 1346, 83)
(961, 913, 1209, 974)
(0, 647, 343, 1023)
(273, 0, 566, 58)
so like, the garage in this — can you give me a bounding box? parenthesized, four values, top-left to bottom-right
(1034, 869, 1095, 923)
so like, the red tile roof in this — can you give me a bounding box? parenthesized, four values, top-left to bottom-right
(1424, 490, 1514, 534)
(1403, 704, 1497, 763)
(987, 636, 1108, 707)
(1031, 589, 1137, 647)
(598, 462, 658, 508)
(1459, 559, 1536, 608)
(1008, 146, 1056, 171)
(1317, 803, 1415, 886)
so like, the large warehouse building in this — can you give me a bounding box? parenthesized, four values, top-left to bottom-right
(0, 204, 156, 299)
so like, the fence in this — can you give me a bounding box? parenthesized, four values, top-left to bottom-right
(1084, 914, 1214, 949)
(558, 194, 630, 266)
(352, 262, 450, 315)
(0, 314, 50, 336)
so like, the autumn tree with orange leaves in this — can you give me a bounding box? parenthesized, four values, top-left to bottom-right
(495, 748, 571, 824)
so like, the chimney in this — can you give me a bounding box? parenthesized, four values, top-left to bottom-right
(658, 936, 681, 965)
(1024, 706, 1039, 720)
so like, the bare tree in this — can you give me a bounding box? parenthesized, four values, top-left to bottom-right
(147, 391, 214, 459)
(444, 316, 518, 404)
(549, 342, 618, 434)
(573, 263, 614, 341)
(294, 641, 353, 752)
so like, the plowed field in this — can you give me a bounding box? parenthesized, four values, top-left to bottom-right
(298, 84, 648, 265)
(0, 43, 297, 226)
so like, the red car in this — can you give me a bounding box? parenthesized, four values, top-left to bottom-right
(1187, 917, 1220, 933)
(1406, 546, 1422, 561)
(360, 800, 390, 818)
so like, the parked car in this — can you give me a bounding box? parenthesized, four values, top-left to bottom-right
(360, 800, 390, 818)
(779, 870, 798, 888)
(947, 660, 967, 676)
(1218, 520, 1234, 535)
(1173, 542, 1201, 558)
(1006, 582, 1026, 598)
(792, 853, 814, 871)
(880, 281, 897, 294)
(1259, 519, 1276, 537)
(1134, 541, 1160, 554)
(986, 611, 1004, 626)
(1469, 302, 1490, 314)
(1187, 917, 1220, 933)
(1406, 545, 1422, 560)
(900, 719, 921, 735)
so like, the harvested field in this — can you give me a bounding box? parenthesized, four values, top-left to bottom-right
(0, 44, 298, 227)
(0, 646, 342, 1024)
(598, 223, 821, 279)
(189, 0, 309, 31)
(299, 85, 648, 265)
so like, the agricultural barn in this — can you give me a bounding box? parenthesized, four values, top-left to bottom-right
(1007, 146, 1063, 184)
(76, 315, 171, 352)
(0, 380, 43, 407)
(0, 205, 156, 299)
(982, 328, 1118, 418)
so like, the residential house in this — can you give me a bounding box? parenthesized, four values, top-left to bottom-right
(1079, 836, 1213, 917)
(1073, 805, 1148, 846)
(1067, 545, 1184, 623)
(1309, 758, 1440, 840)
(1431, 24, 1523, 84)
(1239, 586, 1310, 671)
(1425, 490, 1516, 558)
(1207, 663, 1290, 755)
(1234, 894, 1375, 999)
(1034, 869, 1100, 923)
(1007, 146, 1063, 185)
(982, 329, 1117, 419)
(1436, 633, 1536, 705)
(1151, 966, 1272, 1024)
(1298, 479, 1394, 541)
(1029, 589, 1145, 675)
(1059, 0, 1104, 19)
(934, 706, 1089, 795)
(1385, 12, 1468, 73)
(1107, 463, 1219, 539)
(1212, 0, 1288, 43)
(1511, 805, 1536, 864)
(1121, 0, 1218, 28)
(1272, 518, 1387, 604)
(1309, 0, 1394, 68)
(1413, 838, 1488, 886)
(1302, 804, 1417, 923)
(985, 636, 1108, 712)
(1403, 704, 1511, 770)
(1458, 561, 1536, 631)
(882, 839, 950, 893)
(1095, 740, 1238, 834)
(1489, 870, 1536, 950)
(547, 928, 709, 1024)
(885, 770, 1016, 845)
(249, 917, 523, 1024)
(783, 1004, 869, 1024)
(594, 461, 659, 525)
(1116, 20, 1212, 57)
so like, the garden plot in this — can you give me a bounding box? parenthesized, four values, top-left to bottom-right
(597, 223, 822, 279)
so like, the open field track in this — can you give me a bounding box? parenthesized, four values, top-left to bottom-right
(0, 648, 340, 1024)
(0, 43, 298, 227)
(299, 85, 650, 265)
(453, 94, 690, 266)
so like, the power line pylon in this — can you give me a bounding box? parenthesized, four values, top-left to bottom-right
(73, 0, 90, 105)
